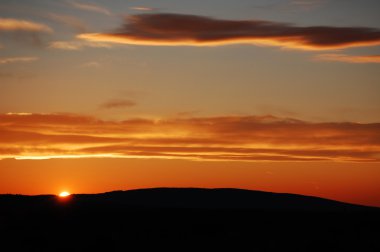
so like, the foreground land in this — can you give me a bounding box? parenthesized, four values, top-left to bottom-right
(0, 188, 379, 251)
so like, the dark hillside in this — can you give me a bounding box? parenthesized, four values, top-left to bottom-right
(0, 188, 379, 251)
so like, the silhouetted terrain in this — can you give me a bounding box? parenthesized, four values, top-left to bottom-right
(1, 188, 379, 251)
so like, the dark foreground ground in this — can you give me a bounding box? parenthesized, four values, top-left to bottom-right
(0, 188, 379, 251)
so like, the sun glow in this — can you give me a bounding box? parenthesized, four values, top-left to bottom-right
(59, 191, 71, 197)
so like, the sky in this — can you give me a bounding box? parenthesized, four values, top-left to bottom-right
(0, 0, 379, 207)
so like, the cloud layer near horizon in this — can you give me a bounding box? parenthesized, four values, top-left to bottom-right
(78, 13, 380, 50)
(0, 113, 379, 162)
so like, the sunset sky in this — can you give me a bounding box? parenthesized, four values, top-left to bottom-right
(0, 0, 379, 207)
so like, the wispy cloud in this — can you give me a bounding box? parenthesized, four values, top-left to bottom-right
(49, 40, 112, 50)
(314, 54, 380, 64)
(290, 0, 326, 10)
(0, 57, 39, 65)
(253, 0, 326, 12)
(78, 13, 380, 50)
(80, 61, 101, 68)
(0, 113, 379, 162)
(69, 1, 112, 16)
(0, 17, 52, 32)
(0, 71, 36, 80)
(130, 6, 156, 11)
(99, 99, 136, 109)
(47, 13, 87, 33)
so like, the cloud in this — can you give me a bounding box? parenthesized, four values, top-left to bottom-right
(69, 1, 112, 16)
(0, 72, 14, 79)
(49, 40, 112, 50)
(0, 113, 379, 162)
(252, 0, 325, 12)
(0, 18, 52, 46)
(47, 13, 87, 33)
(0, 71, 36, 80)
(99, 99, 136, 109)
(314, 54, 380, 64)
(290, 0, 326, 10)
(0, 17, 52, 33)
(130, 6, 156, 11)
(0, 57, 39, 65)
(77, 13, 380, 50)
(80, 61, 101, 68)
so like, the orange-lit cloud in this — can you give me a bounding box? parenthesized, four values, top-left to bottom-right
(0, 17, 52, 33)
(78, 13, 380, 50)
(99, 99, 136, 109)
(0, 113, 379, 162)
(0, 57, 38, 65)
(49, 40, 112, 50)
(314, 54, 380, 63)
(69, 1, 112, 16)
(130, 6, 156, 11)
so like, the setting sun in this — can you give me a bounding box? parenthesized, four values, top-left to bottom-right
(59, 191, 71, 197)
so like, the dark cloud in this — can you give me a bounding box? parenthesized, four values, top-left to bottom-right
(99, 99, 136, 109)
(78, 13, 380, 50)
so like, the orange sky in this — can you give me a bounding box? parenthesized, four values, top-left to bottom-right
(1, 158, 379, 207)
(1, 112, 379, 207)
(1, 1, 380, 208)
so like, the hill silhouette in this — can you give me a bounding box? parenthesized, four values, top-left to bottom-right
(0, 188, 379, 251)
(1, 187, 377, 211)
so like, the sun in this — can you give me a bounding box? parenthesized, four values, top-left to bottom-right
(59, 191, 71, 197)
